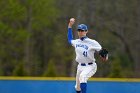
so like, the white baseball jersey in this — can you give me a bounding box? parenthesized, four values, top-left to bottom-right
(71, 37, 102, 63)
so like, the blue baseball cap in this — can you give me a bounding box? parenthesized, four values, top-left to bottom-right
(77, 24, 88, 31)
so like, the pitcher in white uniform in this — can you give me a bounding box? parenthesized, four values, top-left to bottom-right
(67, 18, 108, 93)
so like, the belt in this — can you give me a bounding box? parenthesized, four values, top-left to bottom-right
(80, 62, 93, 66)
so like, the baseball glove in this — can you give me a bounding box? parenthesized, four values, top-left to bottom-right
(99, 48, 108, 61)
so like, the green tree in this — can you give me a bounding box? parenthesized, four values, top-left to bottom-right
(43, 59, 56, 77)
(0, 0, 59, 76)
(13, 62, 27, 76)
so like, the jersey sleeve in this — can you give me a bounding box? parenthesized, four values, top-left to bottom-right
(91, 40, 102, 51)
(71, 40, 77, 47)
(67, 28, 73, 45)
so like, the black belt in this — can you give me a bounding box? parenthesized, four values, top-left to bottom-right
(80, 62, 93, 66)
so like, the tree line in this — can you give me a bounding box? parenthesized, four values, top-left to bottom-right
(0, 0, 140, 77)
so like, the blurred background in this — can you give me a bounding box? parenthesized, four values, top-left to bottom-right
(0, 0, 140, 78)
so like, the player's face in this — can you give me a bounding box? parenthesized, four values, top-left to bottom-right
(77, 30, 88, 38)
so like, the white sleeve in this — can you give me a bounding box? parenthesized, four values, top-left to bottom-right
(71, 40, 77, 47)
(91, 40, 102, 51)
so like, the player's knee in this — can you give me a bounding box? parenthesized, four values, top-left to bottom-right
(79, 75, 88, 83)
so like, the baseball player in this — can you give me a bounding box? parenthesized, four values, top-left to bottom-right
(67, 18, 108, 93)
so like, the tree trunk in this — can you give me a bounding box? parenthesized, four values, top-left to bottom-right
(24, 5, 32, 75)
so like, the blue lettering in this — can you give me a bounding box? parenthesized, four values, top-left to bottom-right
(76, 44, 88, 50)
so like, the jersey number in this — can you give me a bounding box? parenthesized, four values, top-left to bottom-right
(83, 51, 87, 57)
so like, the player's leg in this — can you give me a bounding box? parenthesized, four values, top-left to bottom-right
(79, 74, 88, 93)
(75, 75, 81, 93)
(75, 65, 82, 93)
(79, 63, 97, 93)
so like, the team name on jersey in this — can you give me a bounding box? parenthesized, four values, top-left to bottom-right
(76, 44, 88, 50)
